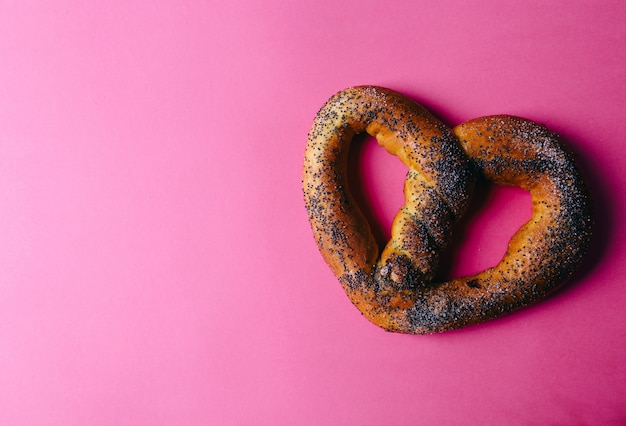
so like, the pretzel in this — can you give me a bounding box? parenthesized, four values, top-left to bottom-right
(303, 86, 593, 333)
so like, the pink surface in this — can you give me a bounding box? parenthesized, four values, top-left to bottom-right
(0, 1, 624, 424)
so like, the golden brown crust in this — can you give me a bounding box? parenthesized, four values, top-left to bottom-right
(303, 87, 593, 334)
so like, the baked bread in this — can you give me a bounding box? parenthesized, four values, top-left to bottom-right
(303, 86, 593, 333)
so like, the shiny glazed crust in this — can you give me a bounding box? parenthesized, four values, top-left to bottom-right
(303, 86, 593, 333)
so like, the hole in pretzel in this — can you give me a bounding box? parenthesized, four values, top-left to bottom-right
(436, 177, 532, 281)
(347, 133, 407, 252)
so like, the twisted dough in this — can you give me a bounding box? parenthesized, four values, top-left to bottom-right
(303, 86, 593, 333)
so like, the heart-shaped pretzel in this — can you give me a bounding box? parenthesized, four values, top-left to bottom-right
(303, 86, 593, 334)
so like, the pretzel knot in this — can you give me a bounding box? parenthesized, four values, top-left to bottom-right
(303, 86, 593, 334)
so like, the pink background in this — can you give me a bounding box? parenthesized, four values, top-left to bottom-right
(1, 1, 624, 424)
